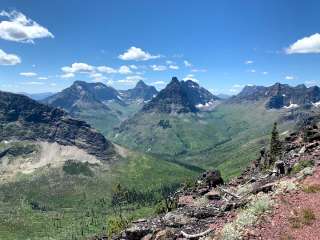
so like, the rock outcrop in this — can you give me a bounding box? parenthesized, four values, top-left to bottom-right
(0, 91, 115, 161)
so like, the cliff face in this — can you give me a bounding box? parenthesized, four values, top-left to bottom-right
(0, 91, 115, 160)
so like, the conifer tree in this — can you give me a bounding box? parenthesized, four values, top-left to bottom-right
(270, 122, 282, 165)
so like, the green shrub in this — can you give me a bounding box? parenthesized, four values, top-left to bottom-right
(292, 159, 314, 174)
(106, 216, 127, 237)
(220, 194, 273, 240)
(220, 223, 241, 240)
(63, 160, 94, 177)
(154, 200, 167, 214)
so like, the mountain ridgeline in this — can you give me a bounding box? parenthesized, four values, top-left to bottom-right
(119, 80, 158, 102)
(44, 80, 123, 113)
(44, 80, 159, 113)
(142, 77, 220, 113)
(0, 90, 115, 160)
(232, 82, 320, 109)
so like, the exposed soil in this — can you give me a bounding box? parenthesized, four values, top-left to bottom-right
(247, 167, 320, 240)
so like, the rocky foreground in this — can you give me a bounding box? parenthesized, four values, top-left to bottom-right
(95, 116, 320, 240)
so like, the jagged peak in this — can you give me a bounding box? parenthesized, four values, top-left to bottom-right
(135, 80, 148, 88)
(170, 76, 180, 84)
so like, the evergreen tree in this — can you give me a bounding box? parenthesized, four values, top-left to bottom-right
(269, 122, 282, 165)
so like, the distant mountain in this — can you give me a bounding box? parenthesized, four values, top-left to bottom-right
(231, 83, 320, 109)
(119, 80, 158, 102)
(0, 90, 115, 160)
(216, 93, 231, 100)
(43, 81, 123, 113)
(142, 77, 220, 113)
(19, 92, 55, 101)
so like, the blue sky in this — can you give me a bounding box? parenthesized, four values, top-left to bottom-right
(1, 0, 320, 94)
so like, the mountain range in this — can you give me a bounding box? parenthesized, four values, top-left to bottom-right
(232, 82, 320, 109)
(2, 76, 320, 239)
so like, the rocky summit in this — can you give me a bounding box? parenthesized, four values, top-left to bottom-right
(119, 80, 158, 102)
(142, 77, 220, 113)
(0, 91, 115, 160)
(232, 83, 320, 109)
(44, 80, 123, 113)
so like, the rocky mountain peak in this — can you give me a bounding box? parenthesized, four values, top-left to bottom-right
(135, 80, 148, 88)
(44, 80, 122, 113)
(142, 77, 219, 113)
(119, 80, 158, 102)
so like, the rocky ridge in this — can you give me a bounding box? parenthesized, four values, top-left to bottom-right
(231, 83, 320, 109)
(0, 90, 115, 161)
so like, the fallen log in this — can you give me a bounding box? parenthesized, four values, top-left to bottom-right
(181, 228, 213, 239)
(217, 186, 240, 199)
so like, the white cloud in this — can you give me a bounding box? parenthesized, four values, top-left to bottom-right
(169, 65, 179, 70)
(150, 65, 167, 71)
(152, 81, 166, 85)
(232, 84, 244, 88)
(20, 72, 37, 77)
(191, 68, 207, 73)
(106, 80, 114, 85)
(118, 46, 160, 61)
(23, 81, 44, 85)
(285, 75, 295, 80)
(183, 74, 198, 83)
(118, 65, 132, 74)
(248, 69, 256, 73)
(62, 62, 94, 73)
(245, 60, 254, 64)
(0, 49, 21, 65)
(97, 65, 117, 74)
(89, 72, 106, 82)
(166, 60, 174, 65)
(129, 64, 138, 69)
(61, 72, 74, 78)
(262, 71, 268, 75)
(286, 33, 320, 54)
(0, 10, 54, 43)
(184, 60, 192, 67)
(229, 88, 238, 93)
(50, 83, 57, 86)
(38, 76, 48, 80)
(305, 80, 318, 87)
(117, 75, 144, 85)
